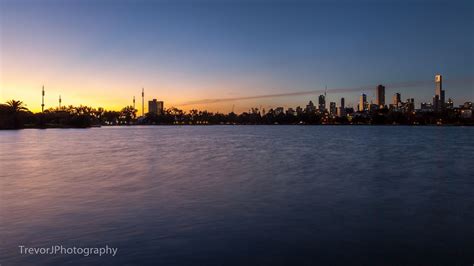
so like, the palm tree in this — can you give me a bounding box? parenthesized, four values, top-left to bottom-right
(3, 100, 29, 128)
(6, 100, 29, 113)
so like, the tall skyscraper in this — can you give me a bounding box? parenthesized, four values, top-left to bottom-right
(376, 85, 385, 107)
(318, 95, 326, 112)
(329, 102, 336, 115)
(434, 74, 445, 111)
(337, 97, 346, 117)
(392, 93, 401, 107)
(359, 94, 367, 112)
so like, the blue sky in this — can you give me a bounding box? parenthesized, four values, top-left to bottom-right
(1, 0, 473, 112)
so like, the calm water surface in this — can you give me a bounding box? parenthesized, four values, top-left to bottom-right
(1, 126, 473, 265)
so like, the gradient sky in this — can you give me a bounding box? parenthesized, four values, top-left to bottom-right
(1, 0, 473, 113)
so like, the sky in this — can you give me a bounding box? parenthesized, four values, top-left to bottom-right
(1, 0, 473, 113)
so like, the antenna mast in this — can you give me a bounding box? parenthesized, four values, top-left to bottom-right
(59, 95, 61, 109)
(41, 85, 45, 112)
(141, 88, 144, 116)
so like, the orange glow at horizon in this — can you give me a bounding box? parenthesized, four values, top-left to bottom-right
(0, 36, 290, 114)
(0, 51, 313, 114)
(1, 76, 295, 115)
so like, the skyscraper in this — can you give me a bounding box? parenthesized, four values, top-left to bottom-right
(376, 85, 385, 107)
(337, 97, 346, 117)
(329, 102, 336, 115)
(359, 94, 367, 112)
(318, 95, 326, 112)
(392, 93, 401, 107)
(434, 74, 445, 111)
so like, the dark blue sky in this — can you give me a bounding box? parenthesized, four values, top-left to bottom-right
(1, 0, 473, 111)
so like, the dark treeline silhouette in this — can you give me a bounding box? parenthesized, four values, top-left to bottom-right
(1, 99, 473, 129)
(0, 100, 137, 129)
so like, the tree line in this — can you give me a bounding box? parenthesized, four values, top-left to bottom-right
(0, 100, 137, 129)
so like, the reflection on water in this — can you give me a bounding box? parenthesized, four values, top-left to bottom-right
(1, 126, 473, 265)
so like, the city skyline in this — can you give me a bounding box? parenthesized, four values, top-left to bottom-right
(6, 74, 473, 114)
(2, 73, 473, 129)
(1, 0, 473, 113)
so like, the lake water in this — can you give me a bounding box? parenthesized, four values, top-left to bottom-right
(1, 126, 473, 265)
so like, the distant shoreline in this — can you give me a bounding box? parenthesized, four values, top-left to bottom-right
(2, 99, 473, 130)
(2, 123, 473, 130)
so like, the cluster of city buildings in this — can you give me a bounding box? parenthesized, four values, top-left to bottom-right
(267, 74, 473, 119)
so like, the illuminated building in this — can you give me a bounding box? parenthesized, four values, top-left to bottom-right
(460, 102, 473, 118)
(392, 93, 401, 107)
(433, 74, 445, 111)
(420, 102, 433, 112)
(359, 94, 368, 112)
(447, 98, 454, 109)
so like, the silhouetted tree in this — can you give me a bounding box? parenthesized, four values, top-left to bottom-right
(1, 100, 30, 128)
(6, 100, 29, 113)
(120, 106, 137, 125)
